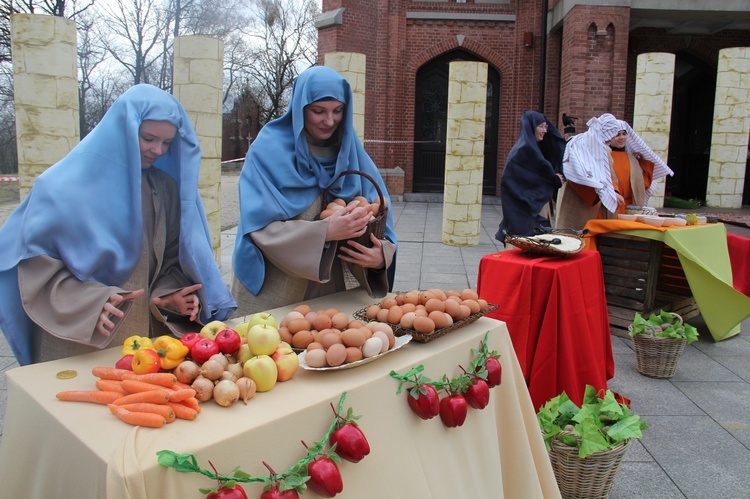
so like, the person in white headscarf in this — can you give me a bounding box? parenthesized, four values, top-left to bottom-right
(555, 113, 673, 230)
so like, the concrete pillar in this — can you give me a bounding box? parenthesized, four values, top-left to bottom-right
(632, 52, 675, 209)
(10, 14, 79, 199)
(324, 52, 366, 143)
(442, 61, 487, 247)
(706, 47, 750, 208)
(173, 36, 224, 264)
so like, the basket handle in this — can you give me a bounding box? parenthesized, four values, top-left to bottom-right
(322, 170, 385, 208)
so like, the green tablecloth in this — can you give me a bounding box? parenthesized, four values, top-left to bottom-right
(583, 220, 750, 341)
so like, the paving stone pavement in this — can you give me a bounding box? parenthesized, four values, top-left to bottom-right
(1, 174, 750, 497)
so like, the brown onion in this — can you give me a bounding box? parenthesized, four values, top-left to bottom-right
(236, 377, 257, 405)
(174, 360, 200, 384)
(191, 376, 214, 402)
(213, 379, 240, 407)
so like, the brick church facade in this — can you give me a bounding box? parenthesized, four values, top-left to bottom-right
(317, 1, 750, 201)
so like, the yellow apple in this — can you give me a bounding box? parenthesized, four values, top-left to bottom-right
(247, 323, 281, 356)
(248, 312, 278, 330)
(236, 343, 253, 364)
(200, 320, 228, 340)
(243, 355, 278, 392)
(234, 321, 252, 340)
(271, 342, 299, 382)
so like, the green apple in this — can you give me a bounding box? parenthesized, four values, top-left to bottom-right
(200, 320, 228, 340)
(243, 355, 278, 392)
(248, 312, 278, 330)
(234, 321, 251, 339)
(271, 342, 299, 382)
(236, 343, 253, 364)
(247, 323, 281, 356)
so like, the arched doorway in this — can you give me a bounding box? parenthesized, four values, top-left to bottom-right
(413, 50, 500, 194)
(667, 52, 715, 202)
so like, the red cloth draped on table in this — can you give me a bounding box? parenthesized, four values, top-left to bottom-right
(727, 233, 750, 296)
(477, 249, 615, 410)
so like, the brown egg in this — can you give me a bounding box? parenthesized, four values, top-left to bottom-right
(345, 346, 364, 363)
(288, 317, 312, 334)
(319, 209, 335, 219)
(425, 298, 445, 313)
(341, 328, 366, 348)
(324, 308, 340, 318)
(460, 288, 479, 301)
(400, 311, 418, 329)
(291, 330, 315, 349)
(478, 298, 490, 311)
(294, 304, 312, 316)
(372, 331, 390, 353)
(360, 327, 373, 340)
(369, 322, 394, 336)
(367, 203, 380, 217)
(326, 343, 347, 366)
(306, 342, 324, 351)
(327, 202, 345, 211)
(347, 319, 364, 329)
(457, 304, 472, 320)
(386, 305, 404, 325)
(394, 293, 406, 306)
(463, 299, 481, 315)
(365, 304, 381, 319)
(445, 289, 461, 298)
(403, 291, 420, 306)
(429, 310, 450, 329)
(304, 310, 318, 323)
(413, 316, 436, 335)
(332, 198, 347, 207)
(443, 299, 461, 320)
(414, 307, 428, 317)
(331, 312, 350, 330)
(321, 332, 344, 349)
(314, 328, 334, 343)
(282, 311, 305, 325)
(443, 312, 454, 326)
(418, 291, 432, 305)
(353, 195, 370, 206)
(428, 289, 448, 301)
(447, 295, 462, 303)
(380, 297, 397, 309)
(278, 326, 293, 344)
(400, 302, 417, 313)
(305, 349, 327, 368)
(312, 313, 332, 331)
(376, 308, 391, 323)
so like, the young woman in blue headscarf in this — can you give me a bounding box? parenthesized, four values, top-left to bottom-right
(495, 110, 566, 245)
(0, 84, 236, 365)
(232, 66, 397, 315)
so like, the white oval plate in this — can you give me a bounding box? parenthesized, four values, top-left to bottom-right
(299, 334, 412, 371)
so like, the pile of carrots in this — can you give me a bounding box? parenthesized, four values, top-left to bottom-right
(56, 367, 201, 428)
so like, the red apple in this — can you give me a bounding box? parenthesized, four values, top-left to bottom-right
(215, 328, 241, 355)
(191, 338, 220, 365)
(180, 332, 201, 350)
(271, 342, 299, 381)
(115, 354, 134, 371)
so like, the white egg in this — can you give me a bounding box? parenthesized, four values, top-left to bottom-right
(372, 331, 390, 353)
(362, 337, 383, 358)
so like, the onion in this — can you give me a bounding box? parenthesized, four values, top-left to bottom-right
(174, 360, 200, 384)
(208, 353, 229, 369)
(236, 377, 257, 405)
(199, 359, 225, 381)
(225, 362, 244, 380)
(213, 379, 240, 407)
(219, 370, 238, 383)
(191, 376, 214, 402)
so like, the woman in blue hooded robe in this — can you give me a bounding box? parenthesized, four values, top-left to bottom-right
(0, 84, 236, 365)
(495, 111, 566, 245)
(231, 66, 397, 315)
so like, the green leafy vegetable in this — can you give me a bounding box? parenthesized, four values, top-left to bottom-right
(628, 310, 699, 344)
(536, 386, 648, 458)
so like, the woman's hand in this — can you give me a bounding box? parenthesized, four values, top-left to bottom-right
(152, 283, 203, 321)
(325, 203, 372, 242)
(615, 192, 625, 208)
(96, 289, 146, 336)
(338, 233, 385, 269)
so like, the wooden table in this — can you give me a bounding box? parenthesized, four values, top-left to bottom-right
(0, 289, 560, 498)
(477, 249, 615, 410)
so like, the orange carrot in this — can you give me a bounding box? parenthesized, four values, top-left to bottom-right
(121, 380, 172, 394)
(171, 380, 193, 391)
(95, 379, 128, 395)
(56, 390, 123, 405)
(180, 396, 201, 413)
(108, 404, 165, 428)
(112, 390, 170, 406)
(120, 403, 176, 423)
(166, 401, 198, 421)
(121, 372, 178, 387)
(168, 388, 196, 402)
(92, 367, 132, 381)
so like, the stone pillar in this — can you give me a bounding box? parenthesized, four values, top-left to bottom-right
(173, 36, 224, 263)
(442, 61, 487, 247)
(10, 14, 79, 199)
(324, 52, 366, 143)
(632, 52, 675, 209)
(706, 47, 750, 208)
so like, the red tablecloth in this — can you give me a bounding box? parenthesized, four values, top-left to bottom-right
(728, 233, 750, 296)
(477, 249, 615, 410)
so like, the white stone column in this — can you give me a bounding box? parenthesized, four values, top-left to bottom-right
(173, 36, 224, 263)
(10, 14, 79, 199)
(706, 47, 750, 208)
(324, 52, 366, 143)
(632, 52, 675, 209)
(442, 61, 487, 247)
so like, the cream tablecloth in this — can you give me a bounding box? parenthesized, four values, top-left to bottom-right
(0, 289, 560, 498)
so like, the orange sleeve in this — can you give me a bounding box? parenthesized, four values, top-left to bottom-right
(639, 159, 655, 191)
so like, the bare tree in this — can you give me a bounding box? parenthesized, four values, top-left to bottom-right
(239, 0, 318, 125)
